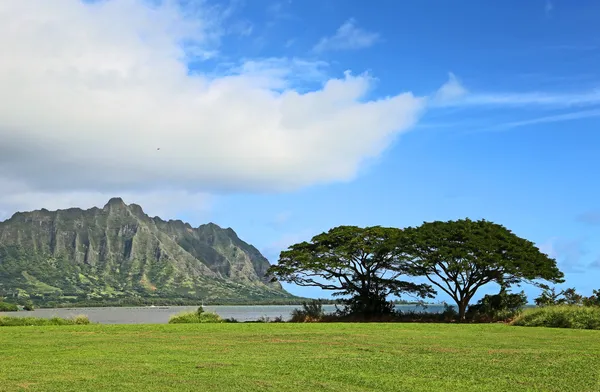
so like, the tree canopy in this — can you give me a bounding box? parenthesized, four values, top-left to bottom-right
(399, 219, 564, 320)
(267, 225, 434, 317)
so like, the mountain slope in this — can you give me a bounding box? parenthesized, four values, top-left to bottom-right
(0, 198, 294, 306)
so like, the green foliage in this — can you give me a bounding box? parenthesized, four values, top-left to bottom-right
(196, 305, 205, 315)
(168, 311, 223, 324)
(0, 302, 19, 311)
(268, 225, 434, 318)
(0, 199, 295, 307)
(467, 289, 527, 321)
(534, 285, 563, 306)
(400, 219, 564, 320)
(0, 315, 90, 326)
(290, 300, 325, 322)
(583, 289, 600, 307)
(512, 305, 600, 330)
(535, 286, 598, 307)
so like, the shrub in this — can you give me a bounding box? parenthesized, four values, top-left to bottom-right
(511, 305, 600, 330)
(73, 315, 91, 325)
(168, 311, 223, 324)
(467, 290, 527, 322)
(0, 302, 19, 312)
(0, 315, 91, 326)
(290, 300, 325, 322)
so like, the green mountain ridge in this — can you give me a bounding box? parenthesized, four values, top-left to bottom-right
(0, 198, 295, 306)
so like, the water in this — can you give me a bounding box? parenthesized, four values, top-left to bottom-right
(0, 304, 447, 324)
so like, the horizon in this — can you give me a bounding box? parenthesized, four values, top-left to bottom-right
(1, 0, 599, 303)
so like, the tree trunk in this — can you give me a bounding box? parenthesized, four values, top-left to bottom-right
(457, 298, 469, 322)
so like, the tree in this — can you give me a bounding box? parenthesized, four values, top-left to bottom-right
(534, 285, 563, 306)
(583, 289, 600, 307)
(267, 226, 434, 317)
(559, 288, 583, 305)
(399, 219, 564, 321)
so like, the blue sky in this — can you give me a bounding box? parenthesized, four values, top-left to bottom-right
(1, 0, 599, 303)
(198, 0, 600, 300)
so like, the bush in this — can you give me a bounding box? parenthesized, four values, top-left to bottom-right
(511, 305, 600, 330)
(0, 315, 91, 326)
(290, 300, 325, 322)
(168, 311, 223, 324)
(467, 290, 527, 322)
(0, 302, 19, 312)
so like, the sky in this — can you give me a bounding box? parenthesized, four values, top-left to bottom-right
(1, 0, 599, 303)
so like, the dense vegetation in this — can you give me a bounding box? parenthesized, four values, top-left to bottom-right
(512, 305, 600, 330)
(0, 323, 598, 391)
(0, 301, 18, 311)
(0, 198, 295, 307)
(0, 315, 90, 326)
(270, 226, 435, 318)
(168, 306, 224, 324)
(270, 219, 564, 321)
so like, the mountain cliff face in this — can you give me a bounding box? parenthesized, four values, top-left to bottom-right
(0, 198, 294, 306)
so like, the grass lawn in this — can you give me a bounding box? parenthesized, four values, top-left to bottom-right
(0, 323, 599, 392)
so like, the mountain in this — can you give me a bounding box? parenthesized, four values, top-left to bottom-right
(0, 198, 296, 307)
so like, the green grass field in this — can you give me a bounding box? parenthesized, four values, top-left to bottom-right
(1, 323, 598, 392)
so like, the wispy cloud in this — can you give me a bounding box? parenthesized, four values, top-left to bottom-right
(458, 90, 600, 108)
(430, 74, 600, 109)
(493, 109, 600, 130)
(430, 73, 468, 106)
(313, 18, 379, 52)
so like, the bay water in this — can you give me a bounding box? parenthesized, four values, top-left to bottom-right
(0, 304, 447, 324)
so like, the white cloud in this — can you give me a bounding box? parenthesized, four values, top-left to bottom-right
(431, 73, 468, 106)
(313, 18, 379, 52)
(0, 0, 426, 217)
(2, 1, 596, 221)
(449, 89, 600, 108)
(494, 108, 600, 130)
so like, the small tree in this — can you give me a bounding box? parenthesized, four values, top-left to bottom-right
(559, 288, 584, 305)
(400, 219, 564, 321)
(268, 226, 434, 318)
(534, 285, 563, 306)
(536, 286, 597, 306)
(583, 289, 600, 307)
